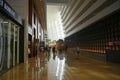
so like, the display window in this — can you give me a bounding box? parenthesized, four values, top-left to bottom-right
(0, 13, 20, 74)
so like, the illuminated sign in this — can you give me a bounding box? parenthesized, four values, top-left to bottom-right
(0, 0, 15, 18)
(0, 0, 3, 6)
(0, 0, 23, 26)
(4, 3, 15, 17)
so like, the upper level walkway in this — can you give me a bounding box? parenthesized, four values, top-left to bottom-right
(0, 49, 120, 80)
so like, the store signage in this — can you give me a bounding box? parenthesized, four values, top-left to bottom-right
(0, 0, 3, 6)
(0, 0, 23, 26)
(4, 3, 15, 17)
(0, 0, 16, 19)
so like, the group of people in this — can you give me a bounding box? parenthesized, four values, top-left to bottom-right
(51, 39, 81, 60)
(50, 39, 68, 60)
(27, 39, 81, 60)
(55, 39, 67, 54)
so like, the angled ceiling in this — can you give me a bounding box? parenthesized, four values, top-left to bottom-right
(35, 0, 47, 30)
(46, 0, 69, 4)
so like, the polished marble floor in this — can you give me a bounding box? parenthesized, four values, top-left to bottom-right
(0, 50, 120, 80)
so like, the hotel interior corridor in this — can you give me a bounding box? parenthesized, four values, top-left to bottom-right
(0, 0, 120, 80)
(0, 49, 120, 80)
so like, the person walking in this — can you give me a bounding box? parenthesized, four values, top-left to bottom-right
(76, 46, 80, 59)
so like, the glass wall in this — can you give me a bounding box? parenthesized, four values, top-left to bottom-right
(0, 13, 20, 74)
(47, 12, 65, 41)
(65, 10, 120, 62)
(0, 14, 9, 74)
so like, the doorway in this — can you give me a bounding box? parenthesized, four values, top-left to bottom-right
(0, 13, 20, 74)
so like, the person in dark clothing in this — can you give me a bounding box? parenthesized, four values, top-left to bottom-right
(76, 46, 80, 59)
(52, 46, 56, 53)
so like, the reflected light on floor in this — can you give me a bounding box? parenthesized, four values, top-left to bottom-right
(56, 57, 65, 80)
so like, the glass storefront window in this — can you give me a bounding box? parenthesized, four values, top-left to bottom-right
(0, 14, 9, 73)
(0, 13, 20, 74)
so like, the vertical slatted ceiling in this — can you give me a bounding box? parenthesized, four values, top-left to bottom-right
(62, 0, 75, 23)
(46, 0, 69, 3)
(61, 0, 73, 21)
(60, 0, 120, 37)
(65, 0, 118, 34)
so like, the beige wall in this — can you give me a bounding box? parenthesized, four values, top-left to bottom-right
(7, 0, 29, 62)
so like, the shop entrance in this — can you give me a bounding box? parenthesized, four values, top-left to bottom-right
(0, 13, 20, 74)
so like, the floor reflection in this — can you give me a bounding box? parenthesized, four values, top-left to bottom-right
(48, 52, 66, 80)
(56, 57, 65, 80)
(0, 50, 120, 80)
